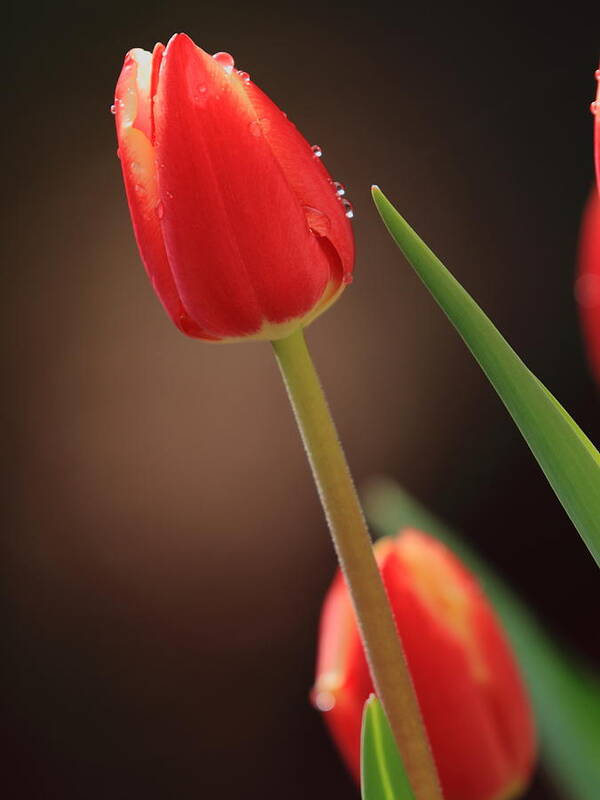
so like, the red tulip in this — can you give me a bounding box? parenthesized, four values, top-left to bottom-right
(576, 191, 600, 384)
(576, 68, 600, 383)
(593, 65, 600, 189)
(312, 530, 536, 800)
(113, 33, 354, 341)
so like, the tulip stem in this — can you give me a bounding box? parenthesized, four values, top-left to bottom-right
(271, 326, 443, 800)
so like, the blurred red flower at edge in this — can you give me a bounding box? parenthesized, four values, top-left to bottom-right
(576, 191, 600, 384)
(575, 66, 600, 383)
(113, 33, 354, 342)
(313, 530, 536, 800)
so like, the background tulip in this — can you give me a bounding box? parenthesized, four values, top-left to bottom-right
(114, 33, 354, 342)
(576, 69, 600, 384)
(313, 530, 536, 800)
(576, 191, 600, 384)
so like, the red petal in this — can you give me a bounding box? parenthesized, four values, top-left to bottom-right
(114, 47, 215, 339)
(383, 532, 534, 800)
(594, 65, 600, 192)
(311, 571, 370, 781)
(153, 34, 340, 339)
(244, 80, 354, 281)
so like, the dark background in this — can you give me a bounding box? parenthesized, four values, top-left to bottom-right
(4, 1, 599, 798)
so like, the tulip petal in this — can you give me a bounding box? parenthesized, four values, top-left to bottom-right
(115, 46, 216, 338)
(381, 532, 531, 800)
(153, 34, 340, 339)
(244, 80, 354, 280)
(594, 65, 600, 191)
(312, 571, 372, 781)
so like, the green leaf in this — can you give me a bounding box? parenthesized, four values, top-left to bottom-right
(364, 478, 600, 800)
(371, 186, 600, 567)
(361, 695, 417, 800)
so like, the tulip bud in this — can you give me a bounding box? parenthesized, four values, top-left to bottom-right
(113, 33, 354, 341)
(313, 530, 536, 800)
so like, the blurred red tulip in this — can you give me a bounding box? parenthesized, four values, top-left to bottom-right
(576, 68, 600, 383)
(576, 191, 600, 384)
(593, 65, 599, 188)
(113, 33, 354, 341)
(313, 530, 535, 800)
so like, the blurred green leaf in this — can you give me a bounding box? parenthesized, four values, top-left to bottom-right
(361, 695, 417, 800)
(371, 187, 600, 567)
(364, 478, 600, 800)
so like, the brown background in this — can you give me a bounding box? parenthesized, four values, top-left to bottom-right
(4, 1, 600, 797)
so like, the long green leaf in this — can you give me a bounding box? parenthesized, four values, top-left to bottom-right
(364, 478, 600, 799)
(361, 695, 417, 800)
(372, 187, 600, 566)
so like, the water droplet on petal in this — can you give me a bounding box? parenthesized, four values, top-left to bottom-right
(333, 181, 346, 197)
(193, 85, 208, 106)
(213, 51, 235, 74)
(116, 148, 122, 159)
(166, 191, 174, 200)
(595, 69, 600, 80)
(157, 202, 164, 219)
(313, 691, 336, 712)
(591, 100, 598, 115)
(311, 144, 323, 158)
(237, 70, 251, 83)
(110, 103, 116, 115)
(178, 314, 196, 335)
(249, 118, 271, 136)
(303, 206, 331, 237)
(342, 198, 354, 219)
(342, 271, 354, 285)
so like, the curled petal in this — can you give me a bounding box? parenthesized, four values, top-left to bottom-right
(115, 46, 215, 338)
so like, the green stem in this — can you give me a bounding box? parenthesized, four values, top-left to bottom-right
(272, 326, 443, 800)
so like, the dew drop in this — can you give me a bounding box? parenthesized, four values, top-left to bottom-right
(213, 51, 235, 74)
(166, 191, 174, 200)
(193, 85, 208, 106)
(157, 202, 164, 219)
(116, 147, 122, 159)
(110, 103, 116, 115)
(596, 69, 600, 80)
(332, 181, 346, 197)
(342, 198, 354, 219)
(311, 144, 323, 158)
(591, 100, 598, 115)
(313, 691, 336, 712)
(249, 117, 271, 136)
(303, 206, 331, 237)
(237, 70, 251, 83)
(342, 271, 354, 285)
(178, 314, 196, 335)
